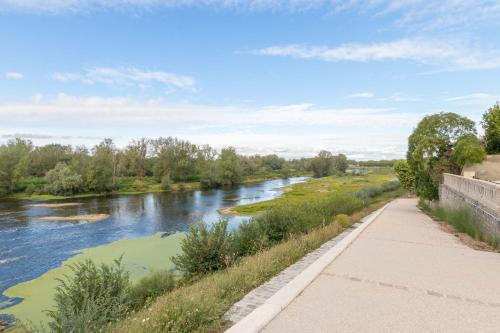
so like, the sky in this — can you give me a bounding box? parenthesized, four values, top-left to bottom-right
(1, 0, 500, 160)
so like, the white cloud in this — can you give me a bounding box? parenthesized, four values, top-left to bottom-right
(0, 94, 425, 159)
(346, 92, 374, 99)
(5, 72, 24, 80)
(445, 93, 500, 106)
(52, 67, 196, 91)
(376, 93, 421, 102)
(252, 38, 500, 71)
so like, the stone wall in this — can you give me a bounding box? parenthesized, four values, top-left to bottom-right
(440, 173, 500, 239)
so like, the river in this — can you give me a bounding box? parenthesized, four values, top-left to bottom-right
(0, 177, 307, 310)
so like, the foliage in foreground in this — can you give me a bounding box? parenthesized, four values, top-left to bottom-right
(41, 258, 176, 333)
(419, 199, 499, 249)
(115, 221, 345, 333)
(46, 258, 131, 333)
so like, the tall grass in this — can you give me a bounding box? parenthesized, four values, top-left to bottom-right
(420, 199, 499, 249)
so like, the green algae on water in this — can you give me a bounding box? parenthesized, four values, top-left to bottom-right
(0, 232, 185, 326)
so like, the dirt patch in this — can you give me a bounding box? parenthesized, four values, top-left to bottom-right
(30, 203, 81, 208)
(218, 207, 235, 215)
(37, 214, 110, 223)
(438, 222, 496, 252)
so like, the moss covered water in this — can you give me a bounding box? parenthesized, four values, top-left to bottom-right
(0, 177, 307, 325)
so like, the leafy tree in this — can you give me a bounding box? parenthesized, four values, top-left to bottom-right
(0, 138, 33, 194)
(29, 144, 72, 177)
(332, 154, 348, 173)
(407, 112, 483, 199)
(311, 150, 333, 177)
(218, 147, 242, 186)
(482, 102, 500, 154)
(452, 134, 486, 172)
(88, 139, 117, 192)
(45, 163, 83, 195)
(394, 160, 415, 192)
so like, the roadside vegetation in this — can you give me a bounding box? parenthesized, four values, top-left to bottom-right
(419, 200, 499, 250)
(16, 170, 401, 333)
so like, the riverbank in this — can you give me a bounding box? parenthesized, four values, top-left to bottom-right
(3, 172, 309, 201)
(230, 171, 396, 215)
(0, 232, 184, 326)
(113, 188, 403, 333)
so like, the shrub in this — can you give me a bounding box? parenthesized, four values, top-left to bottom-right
(160, 175, 172, 191)
(334, 214, 351, 228)
(44, 163, 83, 196)
(234, 221, 268, 256)
(172, 220, 236, 278)
(132, 179, 148, 192)
(46, 258, 131, 333)
(130, 271, 177, 309)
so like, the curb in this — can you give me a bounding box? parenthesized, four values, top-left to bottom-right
(225, 202, 391, 333)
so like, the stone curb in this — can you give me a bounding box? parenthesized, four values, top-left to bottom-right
(225, 202, 391, 333)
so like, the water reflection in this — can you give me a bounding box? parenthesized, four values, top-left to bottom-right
(0, 177, 307, 305)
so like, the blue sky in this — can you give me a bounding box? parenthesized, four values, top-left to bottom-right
(1, 1, 500, 159)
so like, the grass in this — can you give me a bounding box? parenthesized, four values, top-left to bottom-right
(232, 171, 396, 215)
(112, 188, 402, 333)
(419, 200, 500, 249)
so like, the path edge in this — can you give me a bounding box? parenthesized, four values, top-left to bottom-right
(225, 201, 392, 333)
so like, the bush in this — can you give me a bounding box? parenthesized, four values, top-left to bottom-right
(130, 271, 177, 308)
(160, 175, 172, 191)
(132, 179, 148, 192)
(46, 258, 131, 333)
(234, 221, 268, 256)
(172, 220, 236, 278)
(44, 163, 83, 196)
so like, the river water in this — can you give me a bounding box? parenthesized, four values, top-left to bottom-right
(0, 177, 307, 307)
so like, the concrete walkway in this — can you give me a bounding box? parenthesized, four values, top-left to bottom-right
(261, 198, 500, 333)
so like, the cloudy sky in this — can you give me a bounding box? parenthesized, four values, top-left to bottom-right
(1, 0, 499, 160)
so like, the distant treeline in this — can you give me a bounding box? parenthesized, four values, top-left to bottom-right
(0, 137, 304, 196)
(0, 137, 396, 197)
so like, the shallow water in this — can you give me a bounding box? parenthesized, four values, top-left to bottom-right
(0, 177, 307, 307)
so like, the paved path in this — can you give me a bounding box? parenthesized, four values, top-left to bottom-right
(261, 198, 500, 333)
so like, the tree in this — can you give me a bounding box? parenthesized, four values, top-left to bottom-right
(311, 150, 333, 177)
(88, 139, 116, 192)
(0, 138, 33, 194)
(218, 147, 242, 186)
(29, 144, 72, 177)
(332, 154, 348, 173)
(45, 163, 83, 195)
(452, 134, 486, 172)
(394, 160, 415, 193)
(407, 112, 483, 200)
(482, 102, 500, 154)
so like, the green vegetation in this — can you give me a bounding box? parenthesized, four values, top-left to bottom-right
(44, 163, 83, 195)
(393, 160, 415, 193)
(232, 170, 395, 214)
(113, 190, 401, 333)
(1, 232, 184, 326)
(46, 258, 132, 333)
(419, 200, 499, 249)
(482, 102, 500, 154)
(407, 112, 486, 200)
(310, 151, 348, 177)
(0, 137, 316, 199)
